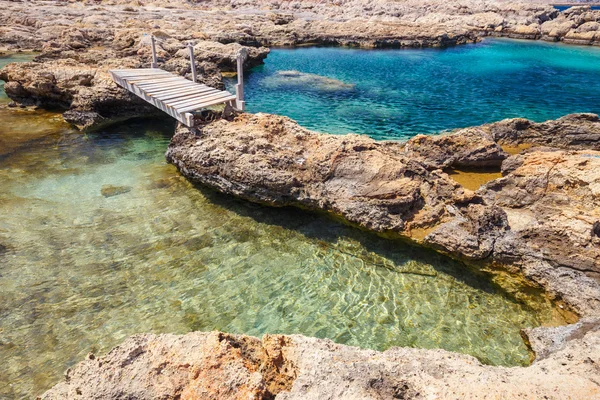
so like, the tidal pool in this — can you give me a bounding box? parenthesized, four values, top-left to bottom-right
(0, 110, 568, 399)
(239, 38, 600, 139)
(0, 47, 572, 398)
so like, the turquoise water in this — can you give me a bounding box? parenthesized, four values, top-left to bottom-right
(238, 38, 600, 140)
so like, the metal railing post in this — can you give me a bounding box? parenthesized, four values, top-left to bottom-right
(188, 44, 198, 83)
(150, 35, 158, 68)
(235, 48, 247, 111)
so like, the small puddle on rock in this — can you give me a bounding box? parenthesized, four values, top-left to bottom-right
(445, 168, 504, 191)
(502, 143, 533, 156)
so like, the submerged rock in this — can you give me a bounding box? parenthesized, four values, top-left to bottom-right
(41, 322, 600, 399)
(101, 184, 132, 198)
(264, 70, 355, 92)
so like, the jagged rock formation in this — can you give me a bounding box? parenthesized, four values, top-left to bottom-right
(41, 320, 600, 399)
(166, 113, 600, 317)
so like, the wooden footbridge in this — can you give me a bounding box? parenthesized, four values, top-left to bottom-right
(110, 36, 246, 127)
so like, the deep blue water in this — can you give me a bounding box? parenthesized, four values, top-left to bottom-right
(238, 38, 600, 140)
(554, 5, 600, 11)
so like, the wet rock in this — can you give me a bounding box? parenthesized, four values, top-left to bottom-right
(42, 326, 600, 399)
(100, 184, 132, 198)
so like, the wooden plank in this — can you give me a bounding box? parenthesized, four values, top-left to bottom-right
(177, 95, 237, 113)
(125, 75, 179, 83)
(115, 72, 171, 79)
(139, 81, 198, 93)
(115, 70, 170, 75)
(132, 77, 191, 87)
(168, 91, 234, 108)
(172, 93, 236, 111)
(131, 77, 186, 87)
(154, 87, 221, 102)
(133, 81, 196, 91)
(157, 88, 222, 102)
(150, 82, 211, 92)
(149, 85, 215, 99)
(112, 69, 167, 75)
(159, 90, 222, 105)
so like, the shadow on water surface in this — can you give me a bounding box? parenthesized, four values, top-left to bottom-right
(196, 183, 546, 305)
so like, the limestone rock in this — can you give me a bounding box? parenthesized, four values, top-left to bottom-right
(166, 113, 471, 234)
(41, 323, 600, 399)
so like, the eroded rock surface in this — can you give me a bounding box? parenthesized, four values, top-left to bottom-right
(42, 321, 600, 400)
(167, 113, 600, 317)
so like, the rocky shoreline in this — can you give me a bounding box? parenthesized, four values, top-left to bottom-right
(39, 322, 600, 399)
(1, 0, 600, 129)
(166, 112, 600, 317)
(1, 0, 599, 398)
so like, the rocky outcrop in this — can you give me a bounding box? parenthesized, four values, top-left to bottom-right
(42, 320, 600, 399)
(2, 1, 599, 53)
(488, 113, 600, 150)
(166, 113, 479, 234)
(0, 40, 268, 129)
(41, 332, 297, 400)
(166, 112, 600, 317)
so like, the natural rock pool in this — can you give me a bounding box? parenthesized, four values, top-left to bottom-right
(0, 42, 586, 398)
(239, 38, 600, 139)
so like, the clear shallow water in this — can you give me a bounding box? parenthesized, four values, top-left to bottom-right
(0, 52, 569, 398)
(238, 38, 600, 140)
(0, 111, 568, 399)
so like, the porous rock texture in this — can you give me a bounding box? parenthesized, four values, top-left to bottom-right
(41, 320, 600, 399)
(166, 113, 600, 317)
